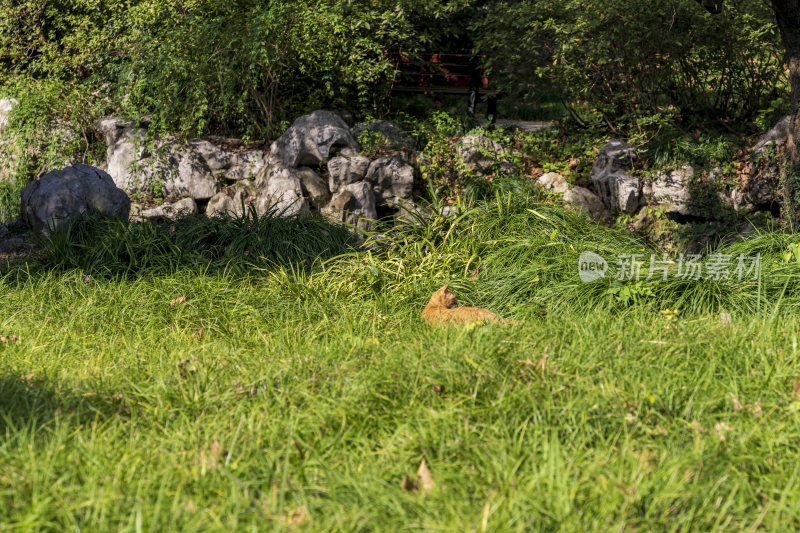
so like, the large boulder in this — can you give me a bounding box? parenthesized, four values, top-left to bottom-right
(365, 156, 414, 206)
(327, 155, 371, 193)
(456, 135, 515, 176)
(269, 110, 358, 168)
(20, 164, 130, 236)
(591, 139, 642, 215)
(642, 165, 694, 215)
(321, 181, 377, 231)
(96, 117, 266, 200)
(253, 163, 309, 216)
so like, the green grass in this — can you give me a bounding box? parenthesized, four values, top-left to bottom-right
(3, 199, 800, 531)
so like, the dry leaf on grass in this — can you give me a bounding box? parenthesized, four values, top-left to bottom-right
(0, 334, 18, 343)
(729, 392, 744, 411)
(170, 296, 186, 306)
(199, 439, 226, 470)
(417, 459, 435, 492)
(793, 379, 800, 401)
(403, 459, 435, 493)
(288, 507, 309, 526)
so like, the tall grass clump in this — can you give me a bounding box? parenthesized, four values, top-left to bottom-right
(36, 209, 357, 279)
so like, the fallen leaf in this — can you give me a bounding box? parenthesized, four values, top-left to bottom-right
(170, 296, 186, 306)
(184, 500, 197, 512)
(729, 392, 744, 411)
(169, 225, 176, 232)
(535, 353, 548, 372)
(793, 379, 800, 401)
(0, 334, 18, 344)
(21, 373, 33, 383)
(416, 459, 435, 493)
(288, 507, 309, 526)
(751, 398, 763, 417)
(401, 474, 417, 492)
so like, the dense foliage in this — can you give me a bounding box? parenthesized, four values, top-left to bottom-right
(0, 0, 789, 139)
(478, 0, 786, 131)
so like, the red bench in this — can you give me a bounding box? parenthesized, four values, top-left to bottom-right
(390, 53, 502, 121)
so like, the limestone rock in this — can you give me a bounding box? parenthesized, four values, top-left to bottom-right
(327, 155, 371, 193)
(96, 117, 265, 200)
(563, 186, 610, 220)
(537, 172, 569, 193)
(642, 166, 694, 215)
(0, 98, 17, 131)
(456, 135, 515, 176)
(206, 182, 258, 219)
(752, 116, 792, 156)
(591, 139, 642, 214)
(20, 164, 130, 236)
(365, 156, 414, 206)
(295, 167, 330, 209)
(140, 197, 198, 221)
(321, 181, 377, 231)
(253, 163, 309, 216)
(269, 110, 358, 168)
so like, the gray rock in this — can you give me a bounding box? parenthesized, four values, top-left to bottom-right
(296, 167, 330, 209)
(365, 156, 414, 206)
(96, 117, 148, 192)
(206, 182, 258, 219)
(140, 197, 198, 221)
(253, 163, 309, 216)
(563, 186, 610, 220)
(456, 135, 515, 175)
(537, 172, 569, 193)
(642, 166, 694, 215)
(20, 164, 130, 236)
(352, 120, 415, 152)
(591, 139, 642, 214)
(0, 98, 17, 131)
(321, 181, 377, 231)
(753, 116, 792, 156)
(743, 117, 794, 208)
(96, 117, 266, 200)
(269, 110, 358, 168)
(327, 155, 371, 193)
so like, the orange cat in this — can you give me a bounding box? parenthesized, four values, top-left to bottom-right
(422, 284, 518, 326)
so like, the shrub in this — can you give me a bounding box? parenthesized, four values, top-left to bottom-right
(477, 0, 785, 133)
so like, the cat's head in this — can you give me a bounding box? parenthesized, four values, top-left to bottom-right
(430, 283, 458, 308)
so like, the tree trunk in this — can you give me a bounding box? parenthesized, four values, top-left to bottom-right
(772, 0, 800, 159)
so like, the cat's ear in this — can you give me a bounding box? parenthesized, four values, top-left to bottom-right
(443, 283, 449, 291)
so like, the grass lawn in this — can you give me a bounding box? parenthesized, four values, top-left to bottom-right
(2, 197, 800, 531)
